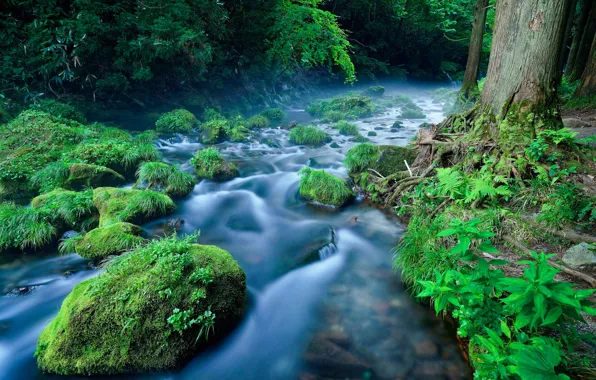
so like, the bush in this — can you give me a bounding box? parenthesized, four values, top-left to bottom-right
(155, 109, 198, 133)
(288, 125, 331, 146)
(306, 94, 374, 119)
(190, 148, 238, 182)
(298, 167, 354, 207)
(93, 187, 175, 227)
(36, 234, 246, 375)
(362, 85, 385, 97)
(260, 108, 285, 122)
(334, 121, 359, 136)
(61, 222, 144, 262)
(135, 162, 195, 197)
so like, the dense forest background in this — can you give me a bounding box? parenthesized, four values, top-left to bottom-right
(0, 0, 493, 114)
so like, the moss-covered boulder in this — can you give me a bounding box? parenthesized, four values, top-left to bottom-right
(190, 148, 238, 182)
(362, 86, 385, 97)
(200, 119, 228, 144)
(246, 115, 270, 129)
(306, 95, 374, 119)
(288, 125, 331, 146)
(31, 189, 96, 228)
(260, 108, 285, 123)
(64, 222, 144, 262)
(30, 99, 86, 123)
(93, 187, 175, 227)
(36, 235, 247, 375)
(344, 144, 417, 176)
(299, 167, 354, 207)
(135, 162, 196, 197)
(155, 109, 198, 133)
(66, 163, 125, 189)
(334, 121, 359, 136)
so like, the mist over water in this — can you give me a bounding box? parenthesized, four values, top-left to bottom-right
(0, 81, 470, 379)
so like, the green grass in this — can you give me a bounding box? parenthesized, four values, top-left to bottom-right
(190, 148, 238, 181)
(31, 189, 96, 227)
(36, 234, 246, 375)
(30, 162, 71, 193)
(298, 167, 354, 207)
(344, 143, 379, 173)
(0, 203, 57, 251)
(134, 160, 195, 197)
(322, 110, 349, 122)
(200, 119, 228, 144)
(334, 120, 359, 136)
(155, 109, 198, 133)
(260, 108, 285, 122)
(246, 115, 270, 129)
(288, 125, 331, 146)
(134, 130, 159, 144)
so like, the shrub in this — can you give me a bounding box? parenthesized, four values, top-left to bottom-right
(322, 110, 348, 122)
(288, 125, 331, 146)
(228, 126, 250, 142)
(93, 187, 175, 227)
(260, 108, 285, 122)
(190, 148, 238, 182)
(298, 167, 354, 207)
(334, 121, 359, 136)
(155, 109, 198, 133)
(344, 143, 379, 173)
(36, 234, 246, 375)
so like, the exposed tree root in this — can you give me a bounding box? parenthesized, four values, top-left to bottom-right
(553, 229, 596, 244)
(503, 235, 596, 288)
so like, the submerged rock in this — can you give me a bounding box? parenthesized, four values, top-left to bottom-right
(36, 235, 247, 375)
(562, 243, 596, 267)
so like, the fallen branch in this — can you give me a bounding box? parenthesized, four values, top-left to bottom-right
(367, 168, 385, 179)
(428, 198, 451, 220)
(552, 229, 596, 244)
(503, 235, 596, 288)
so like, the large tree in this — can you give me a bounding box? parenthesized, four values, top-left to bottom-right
(566, 0, 592, 76)
(478, 0, 572, 151)
(568, 0, 596, 81)
(576, 28, 596, 97)
(460, 0, 490, 99)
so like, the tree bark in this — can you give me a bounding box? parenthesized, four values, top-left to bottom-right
(568, 1, 596, 81)
(566, 0, 591, 76)
(479, 0, 571, 151)
(460, 0, 490, 99)
(558, 0, 578, 79)
(576, 28, 596, 97)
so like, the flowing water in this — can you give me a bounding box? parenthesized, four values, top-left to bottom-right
(0, 82, 470, 379)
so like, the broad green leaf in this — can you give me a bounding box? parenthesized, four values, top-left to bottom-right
(500, 320, 511, 339)
(542, 306, 562, 326)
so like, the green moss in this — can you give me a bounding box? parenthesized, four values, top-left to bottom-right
(288, 125, 331, 146)
(155, 109, 198, 133)
(200, 119, 228, 144)
(135, 161, 195, 197)
(31, 189, 96, 228)
(345, 143, 380, 174)
(246, 115, 270, 129)
(190, 148, 238, 182)
(36, 234, 246, 375)
(66, 163, 125, 190)
(306, 94, 374, 119)
(322, 110, 348, 122)
(299, 167, 354, 207)
(30, 162, 71, 193)
(260, 108, 285, 123)
(400, 108, 426, 119)
(334, 120, 359, 136)
(352, 135, 370, 143)
(374, 146, 418, 176)
(64, 222, 144, 262)
(229, 126, 250, 142)
(30, 100, 86, 123)
(367, 131, 377, 136)
(393, 95, 412, 106)
(362, 85, 385, 97)
(93, 187, 175, 227)
(134, 130, 159, 144)
(0, 202, 57, 252)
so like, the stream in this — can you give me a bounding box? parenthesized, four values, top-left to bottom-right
(0, 82, 470, 379)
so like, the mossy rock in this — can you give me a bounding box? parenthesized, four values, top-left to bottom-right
(367, 131, 377, 136)
(71, 222, 144, 262)
(374, 146, 418, 176)
(93, 187, 175, 227)
(66, 163, 125, 190)
(288, 125, 331, 146)
(400, 108, 426, 119)
(362, 86, 385, 97)
(30, 100, 86, 123)
(299, 167, 354, 207)
(36, 235, 247, 375)
(135, 162, 196, 198)
(200, 119, 228, 144)
(155, 109, 198, 133)
(31, 188, 96, 228)
(190, 148, 238, 182)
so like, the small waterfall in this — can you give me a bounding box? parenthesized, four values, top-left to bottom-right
(318, 243, 337, 260)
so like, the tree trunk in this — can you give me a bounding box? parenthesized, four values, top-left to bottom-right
(558, 0, 578, 78)
(566, 0, 591, 76)
(480, 0, 571, 151)
(568, 1, 596, 81)
(460, 0, 490, 99)
(576, 28, 596, 97)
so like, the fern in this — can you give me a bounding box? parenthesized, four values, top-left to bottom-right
(465, 174, 512, 204)
(436, 168, 465, 199)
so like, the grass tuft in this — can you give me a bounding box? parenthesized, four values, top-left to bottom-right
(298, 167, 354, 207)
(288, 125, 331, 146)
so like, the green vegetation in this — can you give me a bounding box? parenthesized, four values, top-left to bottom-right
(288, 125, 331, 146)
(61, 222, 144, 262)
(135, 162, 196, 197)
(298, 167, 354, 207)
(246, 115, 270, 129)
(30, 100, 86, 123)
(367, 131, 377, 136)
(191, 148, 239, 182)
(399, 100, 426, 119)
(31, 189, 96, 228)
(260, 108, 286, 123)
(362, 86, 385, 97)
(345, 143, 380, 174)
(93, 187, 175, 227)
(307, 94, 374, 120)
(0, 203, 57, 252)
(334, 120, 359, 136)
(36, 234, 246, 375)
(155, 109, 199, 133)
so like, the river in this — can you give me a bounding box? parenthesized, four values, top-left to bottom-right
(0, 82, 470, 379)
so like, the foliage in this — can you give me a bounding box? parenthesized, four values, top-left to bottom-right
(288, 125, 331, 146)
(298, 167, 354, 207)
(400, 108, 426, 119)
(334, 120, 359, 136)
(260, 108, 286, 123)
(31, 189, 96, 228)
(36, 234, 246, 374)
(30, 100, 86, 123)
(155, 109, 199, 133)
(190, 148, 238, 182)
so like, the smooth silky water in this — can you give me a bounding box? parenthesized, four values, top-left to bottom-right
(0, 82, 470, 379)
